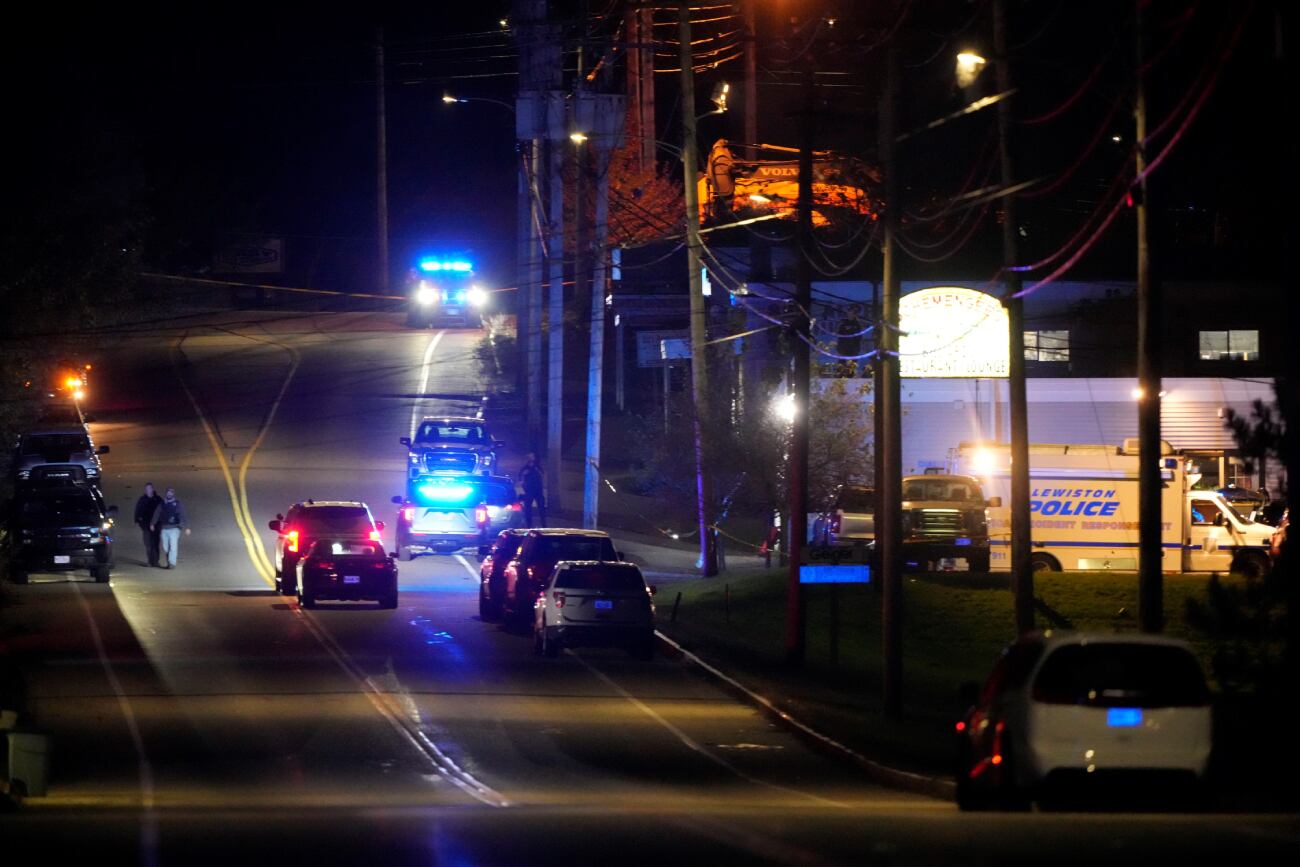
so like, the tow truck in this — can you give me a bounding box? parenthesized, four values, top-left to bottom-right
(404, 256, 487, 328)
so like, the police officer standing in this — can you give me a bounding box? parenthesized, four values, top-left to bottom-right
(134, 482, 163, 567)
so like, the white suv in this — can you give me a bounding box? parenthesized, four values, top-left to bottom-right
(533, 561, 656, 660)
(956, 631, 1212, 810)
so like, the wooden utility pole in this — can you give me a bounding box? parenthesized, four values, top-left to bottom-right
(1134, 0, 1164, 633)
(785, 60, 814, 665)
(992, 0, 1034, 635)
(679, 1, 718, 576)
(547, 100, 566, 515)
(375, 27, 389, 295)
(877, 21, 904, 721)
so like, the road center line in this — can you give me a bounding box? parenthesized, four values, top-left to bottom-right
(410, 330, 447, 440)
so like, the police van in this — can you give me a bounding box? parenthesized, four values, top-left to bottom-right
(949, 439, 1274, 577)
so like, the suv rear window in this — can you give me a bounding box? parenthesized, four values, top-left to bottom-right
(296, 507, 372, 533)
(835, 487, 874, 512)
(1031, 643, 1209, 708)
(309, 539, 385, 558)
(536, 536, 617, 562)
(556, 566, 646, 592)
(902, 479, 982, 502)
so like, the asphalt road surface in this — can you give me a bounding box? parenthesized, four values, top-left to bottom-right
(3, 311, 1298, 865)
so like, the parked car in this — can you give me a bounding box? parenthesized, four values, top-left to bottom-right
(955, 632, 1212, 811)
(478, 528, 529, 621)
(393, 474, 522, 559)
(502, 529, 620, 625)
(12, 427, 108, 485)
(533, 561, 656, 659)
(268, 501, 384, 595)
(400, 416, 501, 478)
(296, 538, 398, 610)
(6, 479, 117, 584)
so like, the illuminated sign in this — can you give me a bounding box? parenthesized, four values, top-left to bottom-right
(899, 287, 1009, 378)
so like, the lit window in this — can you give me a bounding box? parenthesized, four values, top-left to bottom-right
(1198, 330, 1258, 362)
(1024, 330, 1069, 362)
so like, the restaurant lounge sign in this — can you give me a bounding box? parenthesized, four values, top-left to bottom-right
(899, 286, 1009, 378)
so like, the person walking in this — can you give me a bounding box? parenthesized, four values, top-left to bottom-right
(134, 482, 163, 567)
(518, 452, 547, 528)
(150, 487, 191, 569)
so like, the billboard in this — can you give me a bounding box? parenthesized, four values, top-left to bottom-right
(899, 286, 1009, 378)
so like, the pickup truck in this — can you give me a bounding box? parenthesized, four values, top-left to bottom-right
(809, 474, 996, 572)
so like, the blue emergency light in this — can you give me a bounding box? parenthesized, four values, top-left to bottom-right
(418, 259, 474, 273)
(417, 482, 474, 503)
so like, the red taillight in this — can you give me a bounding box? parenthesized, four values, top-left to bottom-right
(287, 529, 299, 553)
(474, 506, 489, 526)
(991, 721, 1005, 766)
(402, 506, 415, 523)
(955, 720, 967, 733)
(369, 529, 382, 542)
(315, 560, 334, 570)
(509, 502, 522, 512)
(552, 591, 566, 608)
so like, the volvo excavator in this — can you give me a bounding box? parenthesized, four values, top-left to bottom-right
(698, 139, 881, 228)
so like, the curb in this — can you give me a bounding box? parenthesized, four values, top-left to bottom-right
(653, 630, 957, 801)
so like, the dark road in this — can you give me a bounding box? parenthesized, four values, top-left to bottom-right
(3, 312, 1297, 864)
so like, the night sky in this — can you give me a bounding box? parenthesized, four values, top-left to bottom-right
(5, 2, 1290, 300)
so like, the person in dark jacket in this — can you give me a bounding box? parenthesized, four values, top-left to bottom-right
(517, 453, 546, 528)
(134, 482, 163, 567)
(150, 487, 191, 569)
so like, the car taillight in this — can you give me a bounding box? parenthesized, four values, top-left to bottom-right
(552, 591, 566, 608)
(287, 530, 299, 553)
(402, 506, 415, 523)
(315, 560, 334, 570)
(474, 506, 489, 526)
(369, 530, 382, 542)
(508, 502, 522, 512)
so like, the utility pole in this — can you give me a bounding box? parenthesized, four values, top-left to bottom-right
(1134, 0, 1163, 633)
(375, 27, 389, 295)
(992, 0, 1034, 636)
(546, 92, 566, 516)
(877, 21, 904, 721)
(785, 60, 815, 666)
(581, 93, 623, 529)
(627, 3, 656, 174)
(679, 2, 718, 576)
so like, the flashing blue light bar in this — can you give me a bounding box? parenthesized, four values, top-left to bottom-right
(417, 483, 474, 503)
(799, 565, 871, 584)
(418, 259, 474, 273)
(1106, 707, 1143, 728)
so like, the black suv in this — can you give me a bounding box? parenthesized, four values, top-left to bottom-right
(501, 529, 621, 624)
(6, 480, 118, 584)
(268, 501, 383, 595)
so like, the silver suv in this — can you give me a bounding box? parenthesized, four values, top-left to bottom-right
(533, 561, 656, 660)
(13, 427, 109, 485)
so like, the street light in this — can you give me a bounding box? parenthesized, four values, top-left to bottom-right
(772, 392, 797, 423)
(441, 93, 515, 113)
(569, 131, 588, 145)
(956, 51, 987, 88)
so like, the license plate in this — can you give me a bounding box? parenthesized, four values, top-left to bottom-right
(53, 555, 71, 564)
(1107, 707, 1143, 728)
(343, 575, 361, 584)
(594, 599, 613, 610)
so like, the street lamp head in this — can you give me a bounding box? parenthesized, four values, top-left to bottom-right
(570, 131, 588, 145)
(442, 95, 462, 104)
(956, 51, 987, 88)
(710, 81, 730, 112)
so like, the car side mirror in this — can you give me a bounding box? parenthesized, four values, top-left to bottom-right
(375, 521, 386, 532)
(648, 585, 658, 596)
(106, 505, 119, 517)
(97, 445, 110, 455)
(986, 496, 1001, 508)
(492, 440, 503, 450)
(1213, 513, 1224, 526)
(615, 550, 625, 562)
(399, 436, 411, 447)
(82, 414, 96, 423)
(391, 496, 403, 505)
(268, 519, 282, 533)
(958, 681, 980, 707)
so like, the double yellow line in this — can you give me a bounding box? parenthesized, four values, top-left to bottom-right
(173, 335, 301, 587)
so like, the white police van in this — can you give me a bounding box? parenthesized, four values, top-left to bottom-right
(950, 439, 1274, 577)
